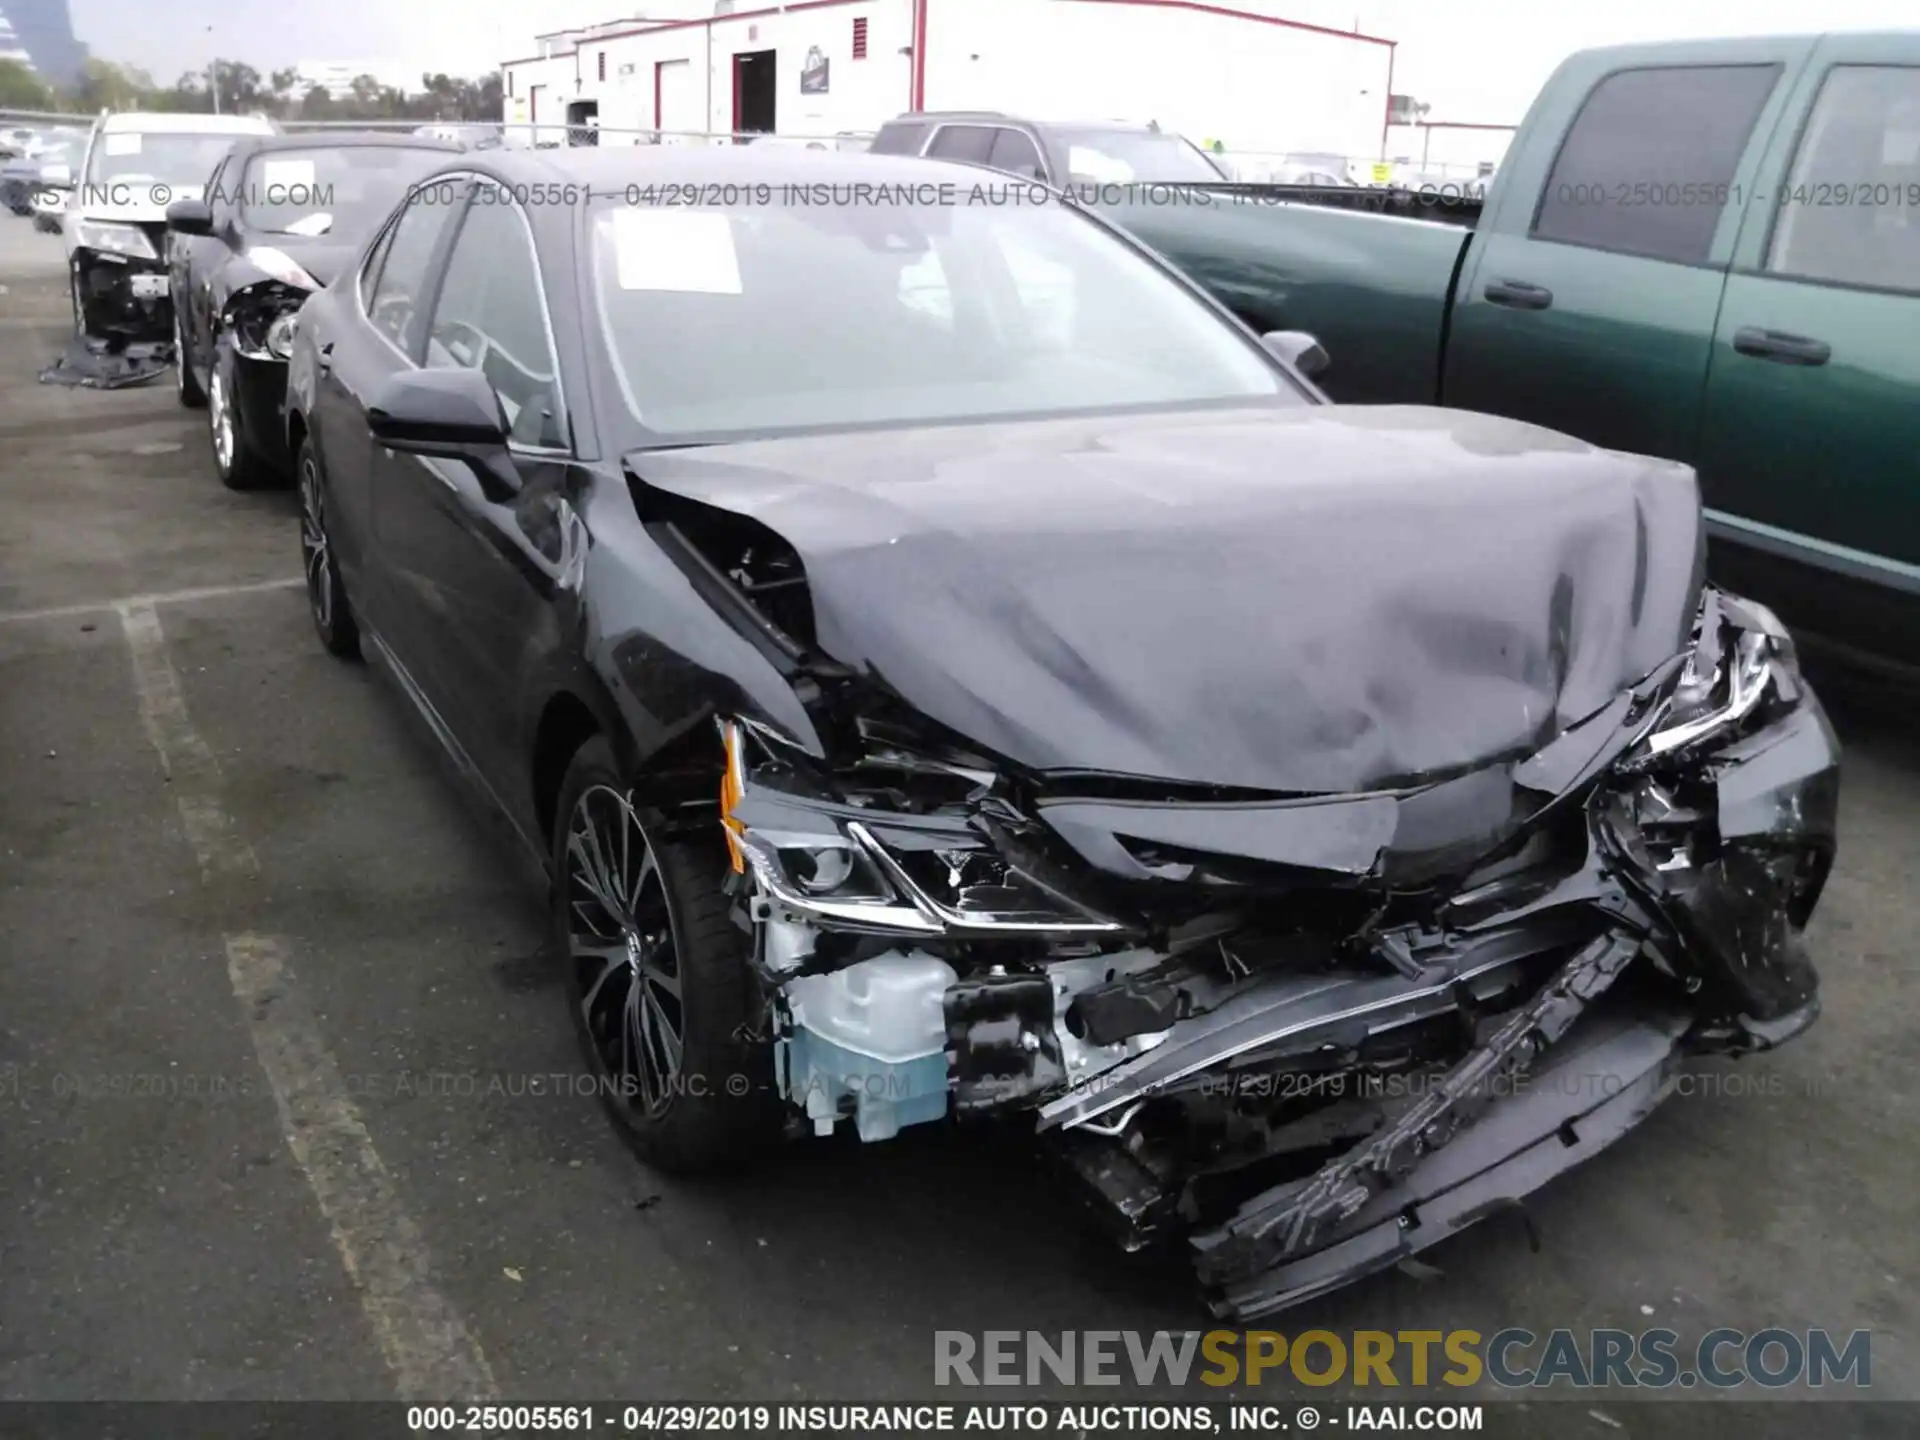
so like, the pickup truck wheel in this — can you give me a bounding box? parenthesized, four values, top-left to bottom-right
(298, 439, 359, 659)
(173, 308, 205, 408)
(554, 737, 778, 1174)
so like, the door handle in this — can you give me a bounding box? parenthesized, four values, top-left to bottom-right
(1732, 327, 1830, 367)
(1483, 279, 1554, 311)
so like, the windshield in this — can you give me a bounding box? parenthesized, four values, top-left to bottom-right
(85, 131, 245, 193)
(589, 188, 1296, 444)
(237, 146, 453, 236)
(1049, 129, 1226, 185)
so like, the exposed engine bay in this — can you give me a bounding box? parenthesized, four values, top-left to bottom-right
(658, 491, 1840, 1318)
(40, 227, 175, 389)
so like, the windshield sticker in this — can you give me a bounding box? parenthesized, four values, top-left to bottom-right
(610, 209, 742, 294)
(260, 158, 317, 193)
(104, 133, 143, 156)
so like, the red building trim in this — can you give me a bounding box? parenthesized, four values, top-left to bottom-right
(573, 0, 870, 47)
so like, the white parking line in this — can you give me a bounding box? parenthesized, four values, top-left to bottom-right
(228, 934, 501, 1401)
(118, 599, 260, 882)
(117, 598, 499, 1403)
(0, 575, 303, 627)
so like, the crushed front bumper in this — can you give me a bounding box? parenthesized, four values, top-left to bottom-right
(725, 588, 1839, 1315)
(40, 245, 175, 389)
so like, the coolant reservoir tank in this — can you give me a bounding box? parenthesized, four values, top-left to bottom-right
(781, 950, 956, 1143)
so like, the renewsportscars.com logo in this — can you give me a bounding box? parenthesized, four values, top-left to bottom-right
(934, 1328, 1872, 1390)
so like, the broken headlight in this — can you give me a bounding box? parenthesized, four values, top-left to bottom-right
(719, 718, 1122, 937)
(72, 218, 157, 259)
(1631, 590, 1798, 764)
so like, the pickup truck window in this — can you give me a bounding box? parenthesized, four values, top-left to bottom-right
(1532, 64, 1781, 264)
(1765, 65, 1920, 294)
(927, 126, 997, 164)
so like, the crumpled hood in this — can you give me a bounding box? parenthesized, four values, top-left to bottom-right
(629, 404, 1703, 794)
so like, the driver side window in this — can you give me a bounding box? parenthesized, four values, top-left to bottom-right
(365, 182, 462, 357)
(423, 189, 567, 451)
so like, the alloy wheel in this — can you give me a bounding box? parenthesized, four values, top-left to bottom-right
(209, 368, 234, 474)
(173, 311, 186, 399)
(299, 454, 332, 633)
(566, 784, 685, 1118)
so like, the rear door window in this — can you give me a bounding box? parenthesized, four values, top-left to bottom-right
(1532, 64, 1782, 263)
(1765, 65, 1920, 293)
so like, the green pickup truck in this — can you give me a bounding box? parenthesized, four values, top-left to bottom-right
(1094, 32, 1920, 663)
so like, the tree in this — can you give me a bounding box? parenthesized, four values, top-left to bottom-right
(216, 60, 265, 112)
(300, 85, 334, 120)
(0, 59, 55, 111)
(72, 57, 149, 112)
(347, 73, 384, 112)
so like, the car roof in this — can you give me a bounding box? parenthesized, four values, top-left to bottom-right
(241, 131, 466, 155)
(880, 111, 1163, 135)
(97, 111, 277, 135)
(444, 144, 993, 191)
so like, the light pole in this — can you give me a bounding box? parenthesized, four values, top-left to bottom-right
(207, 26, 220, 113)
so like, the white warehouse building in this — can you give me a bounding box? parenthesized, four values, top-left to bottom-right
(500, 0, 1397, 163)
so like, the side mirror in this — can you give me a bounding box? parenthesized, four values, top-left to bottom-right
(366, 367, 521, 500)
(166, 196, 215, 236)
(1261, 329, 1330, 379)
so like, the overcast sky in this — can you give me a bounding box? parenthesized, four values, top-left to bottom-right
(68, 0, 1920, 119)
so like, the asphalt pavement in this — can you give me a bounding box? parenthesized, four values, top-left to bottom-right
(0, 217, 1915, 1428)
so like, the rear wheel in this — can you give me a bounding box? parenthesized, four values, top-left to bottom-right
(298, 438, 359, 659)
(173, 307, 205, 408)
(554, 736, 777, 1172)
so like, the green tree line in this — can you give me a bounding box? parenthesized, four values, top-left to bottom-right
(0, 55, 501, 122)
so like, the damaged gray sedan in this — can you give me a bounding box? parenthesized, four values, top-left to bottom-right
(285, 147, 1839, 1317)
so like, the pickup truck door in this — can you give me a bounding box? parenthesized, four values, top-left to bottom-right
(1696, 39, 1920, 612)
(1444, 41, 1808, 466)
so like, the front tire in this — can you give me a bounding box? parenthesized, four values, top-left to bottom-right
(554, 736, 777, 1173)
(209, 342, 274, 490)
(174, 306, 206, 408)
(298, 438, 359, 659)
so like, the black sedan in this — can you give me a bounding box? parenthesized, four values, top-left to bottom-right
(283, 146, 1839, 1317)
(165, 132, 461, 489)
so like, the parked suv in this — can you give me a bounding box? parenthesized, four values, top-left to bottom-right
(868, 111, 1228, 187)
